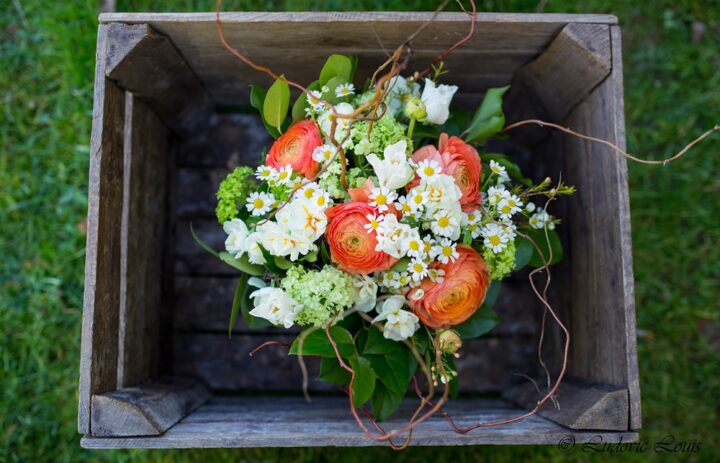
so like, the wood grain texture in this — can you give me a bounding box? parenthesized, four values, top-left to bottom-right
(81, 396, 637, 448)
(97, 13, 616, 106)
(90, 376, 210, 437)
(561, 25, 640, 429)
(105, 23, 213, 134)
(79, 24, 125, 434)
(172, 332, 538, 393)
(117, 94, 170, 387)
(505, 379, 629, 430)
(504, 23, 612, 146)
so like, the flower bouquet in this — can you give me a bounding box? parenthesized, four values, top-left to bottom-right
(193, 53, 574, 425)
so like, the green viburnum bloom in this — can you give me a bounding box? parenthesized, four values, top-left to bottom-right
(281, 265, 355, 327)
(318, 161, 347, 199)
(350, 113, 407, 157)
(215, 166, 255, 224)
(482, 241, 517, 281)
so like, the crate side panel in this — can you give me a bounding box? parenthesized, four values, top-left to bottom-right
(118, 94, 171, 387)
(561, 27, 638, 428)
(79, 73, 126, 434)
(81, 396, 638, 448)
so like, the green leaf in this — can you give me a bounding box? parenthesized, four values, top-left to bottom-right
(363, 325, 400, 355)
(525, 227, 564, 267)
(389, 257, 410, 273)
(462, 229, 473, 245)
(263, 77, 291, 132)
(484, 280, 502, 308)
(318, 357, 351, 385)
(228, 274, 248, 337)
(249, 85, 281, 139)
(447, 356, 459, 399)
(289, 326, 356, 358)
(514, 235, 534, 269)
(454, 304, 500, 339)
(319, 54, 353, 86)
(257, 245, 283, 275)
(218, 251, 265, 276)
(482, 152, 532, 186)
(291, 80, 319, 122)
(273, 256, 293, 270)
(371, 383, 404, 422)
(465, 86, 510, 145)
(190, 223, 219, 258)
(240, 279, 271, 329)
(350, 355, 376, 408)
(320, 240, 332, 265)
(301, 248, 318, 263)
(366, 351, 414, 396)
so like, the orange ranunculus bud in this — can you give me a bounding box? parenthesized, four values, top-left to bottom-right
(266, 119, 323, 178)
(408, 245, 490, 329)
(325, 202, 398, 275)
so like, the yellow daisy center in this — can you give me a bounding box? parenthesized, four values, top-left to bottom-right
(442, 246, 453, 257)
(253, 198, 265, 209)
(438, 216, 449, 228)
(423, 166, 435, 176)
(409, 241, 420, 251)
(413, 263, 424, 273)
(304, 189, 315, 198)
(375, 194, 387, 206)
(489, 235, 501, 246)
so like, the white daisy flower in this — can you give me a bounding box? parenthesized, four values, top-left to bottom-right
(246, 192, 275, 216)
(430, 209, 461, 239)
(275, 165, 294, 185)
(486, 186, 506, 206)
(409, 288, 425, 301)
(530, 209, 553, 230)
(422, 235, 436, 255)
(255, 165, 277, 182)
(395, 195, 416, 218)
(466, 222, 481, 239)
(428, 268, 445, 283)
(497, 194, 523, 219)
(397, 272, 412, 288)
(364, 213, 384, 234)
(382, 271, 402, 289)
(407, 187, 429, 211)
(405, 233, 426, 259)
(462, 210, 481, 226)
(307, 90, 325, 111)
(312, 143, 336, 164)
(417, 159, 443, 180)
(489, 160, 506, 177)
(335, 82, 355, 98)
(369, 186, 397, 213)
(312, 190, 332, 210)
(295, 182, 320, 200)
(431, 238, 459, 264)
(408, 258, 429, 281)
(481, 223, 510, 253)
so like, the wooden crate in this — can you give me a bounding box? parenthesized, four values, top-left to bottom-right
(78, 12, 641, 448)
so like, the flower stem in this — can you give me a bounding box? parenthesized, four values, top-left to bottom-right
(407, 117, 417, 146)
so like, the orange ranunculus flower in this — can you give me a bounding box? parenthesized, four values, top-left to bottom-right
(266, 119, 322, 178)
(408, 245, 490, 329)
(411, 133, 483, 211)
(325, 202, 398, 275)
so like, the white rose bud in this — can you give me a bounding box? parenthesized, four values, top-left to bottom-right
(420, 79, 458, 125)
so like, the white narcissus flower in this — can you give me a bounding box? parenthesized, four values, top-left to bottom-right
(420, 79, 458, 125)
(245, 232, 266, 265)
(223, 218, 250, 258)
(249, 287, 302, 328)
(366, 140, 415, 190)
(372, 295, 420, 341)
(352, 274, 378, 313)
(375, 214, 414, 258)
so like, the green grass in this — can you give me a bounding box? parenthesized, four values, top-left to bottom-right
(1, 0, 718, 462)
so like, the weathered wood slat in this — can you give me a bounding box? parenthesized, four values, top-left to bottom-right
(79, 24, 125, 435)
(504, 23, 613, 146)
(104, 23, 213, 134)
(90, 376, 211, 437)
(96, 13, 615, 106)
(560, 25, 639, 429)
(117, 94, 170, 387)
(505, 379, 629, 430)
(172, 333, 538, 393)
(81, 396, 637, 448)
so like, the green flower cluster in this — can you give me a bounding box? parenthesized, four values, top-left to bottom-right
(350, 113, 407, 157)
(347, 167, 368, 188)
(318, 161, 346, 199)
(281, 265, 355, 327)
(482, 241, 517, 281)
(215, 166, 255, 224)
